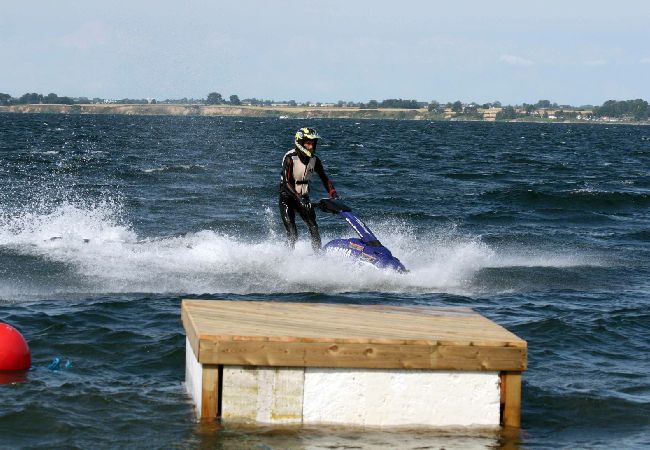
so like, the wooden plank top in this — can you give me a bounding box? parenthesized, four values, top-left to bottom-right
(182, 299, 527, 371)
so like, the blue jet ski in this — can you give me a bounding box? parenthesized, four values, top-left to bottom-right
(314, 198, 407, 273)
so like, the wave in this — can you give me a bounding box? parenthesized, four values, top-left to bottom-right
(525, 385, 650, 432)
(444, 171, 508, 181)
(142, 164, 204, 174)
(620, 230, 650, 242)
(482, 187, 650, 210)
(0, 202, 602, 299)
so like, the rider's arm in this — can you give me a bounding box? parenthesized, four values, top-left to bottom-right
(315, 157, 338, 199)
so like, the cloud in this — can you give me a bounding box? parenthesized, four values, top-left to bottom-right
(499, 54, 534, 67)
(641, 57, 650, 64)
(584, 59, 607, 66)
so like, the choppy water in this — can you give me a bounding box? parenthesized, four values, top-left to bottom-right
(1, 113, 649, 448)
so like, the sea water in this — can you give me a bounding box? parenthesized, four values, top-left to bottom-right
(0, 113, 649, 448)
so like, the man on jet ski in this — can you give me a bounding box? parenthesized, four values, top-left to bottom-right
(279, 127, 338, 251)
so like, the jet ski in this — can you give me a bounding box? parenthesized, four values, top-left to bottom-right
(314, 198, 407, 273)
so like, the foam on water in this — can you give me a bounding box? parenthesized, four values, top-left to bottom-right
(0, 202, 601, 299)
(142, 164, 204, 173)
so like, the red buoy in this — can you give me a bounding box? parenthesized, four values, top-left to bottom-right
(0, 323, 31, 371)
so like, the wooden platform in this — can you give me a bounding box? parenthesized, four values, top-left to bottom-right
(181, 299, 527, 427)
(182, 299, 526, 371)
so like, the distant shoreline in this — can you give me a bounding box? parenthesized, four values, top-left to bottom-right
(1, 103, 428, 120)
(1, 103, 648, 125)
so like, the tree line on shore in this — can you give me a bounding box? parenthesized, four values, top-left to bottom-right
(1, 91, 648, 120)
(593, 99, 650, 121)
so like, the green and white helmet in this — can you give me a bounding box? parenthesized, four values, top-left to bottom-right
(294, 127, 320, 157)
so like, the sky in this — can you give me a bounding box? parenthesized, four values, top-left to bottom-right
(1, 1, 649, 105)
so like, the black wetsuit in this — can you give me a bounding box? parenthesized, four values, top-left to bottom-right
(279, 148, 337, 251)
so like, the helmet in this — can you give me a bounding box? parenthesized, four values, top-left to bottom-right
(294, 127, 320, 157)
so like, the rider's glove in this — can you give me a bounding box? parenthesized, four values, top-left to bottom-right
(299, 196, 311, 211)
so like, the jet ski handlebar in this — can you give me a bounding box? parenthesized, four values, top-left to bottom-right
(312, 198, 352, 214)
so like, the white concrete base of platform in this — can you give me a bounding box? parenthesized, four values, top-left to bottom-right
(185, 338, 501, 427)
(221, 366, 305, 424)
(303, 368, 500, 427)
(185, 337, 204, 414)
